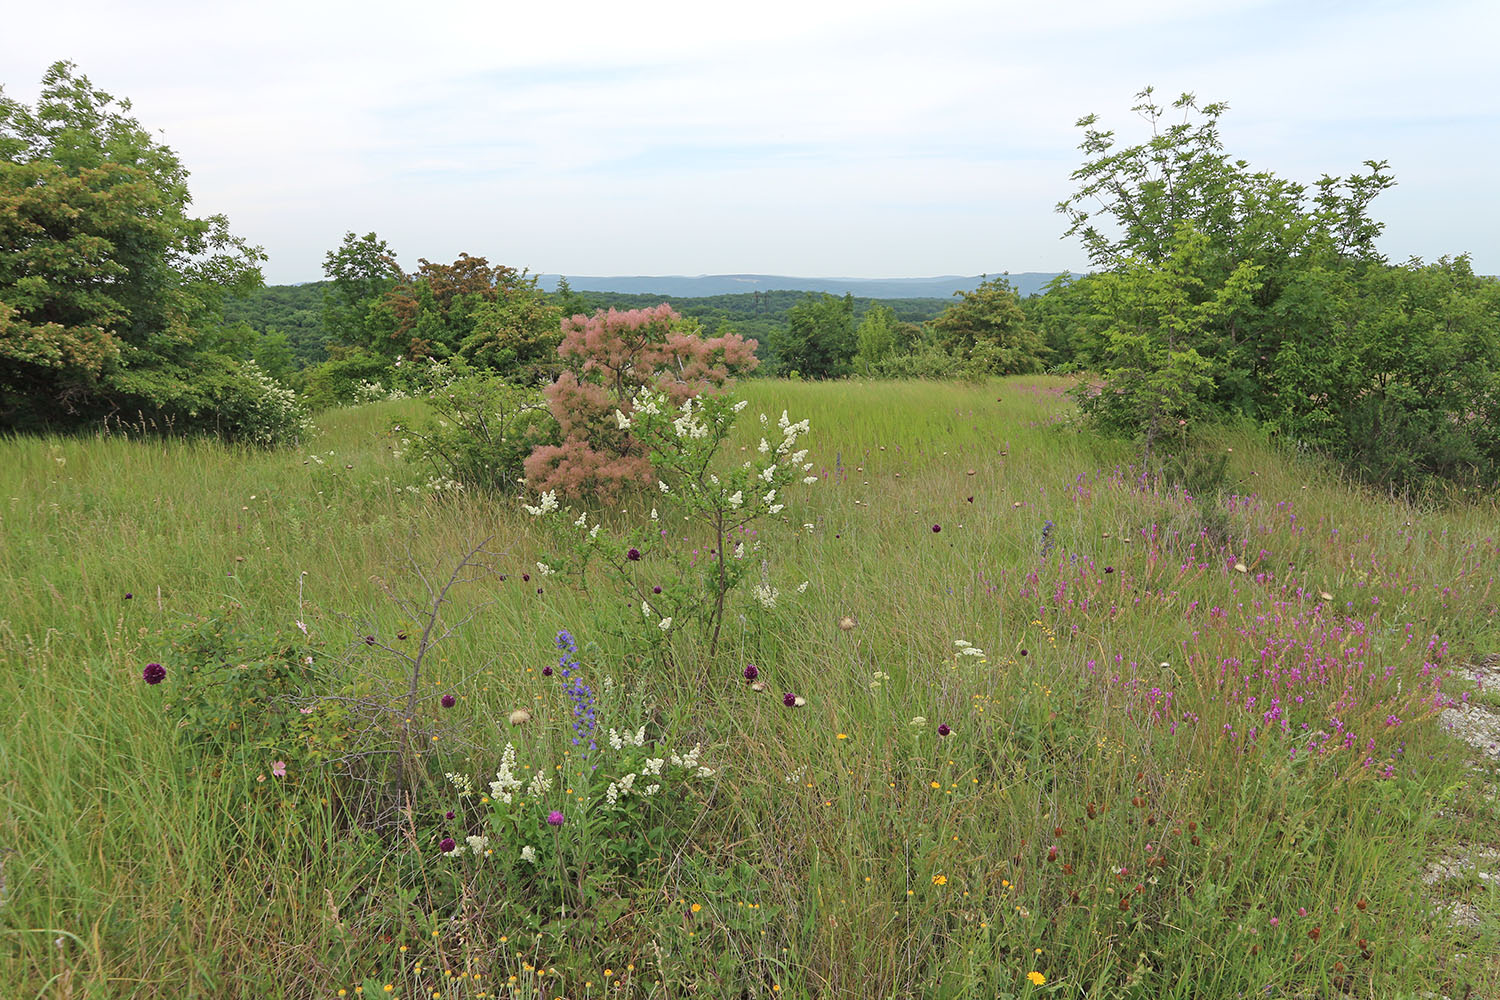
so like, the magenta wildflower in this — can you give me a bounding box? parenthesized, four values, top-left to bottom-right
(627, 547, 641, 561)
(440, 837, 456, 853)
(547, 810, 565, 827)
(445, 810, 455, 820)
(441, 693, 456, 708)
(142, 663, 166, 685)
(542, 665, 553, 676)
(937, 724, 951, 737)
(783, 692, 797, 707)
(124, 592, 133, 600)
(744, 664, 759, 680)
(932, 524, 941, 533)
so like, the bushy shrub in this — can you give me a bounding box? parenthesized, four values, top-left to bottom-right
(298, 350, 397, 412)
(869, 343, 967, 380)
(395, 369, 557, 493)
(109, 355, 310, 446)
(524, 304, 758, 501)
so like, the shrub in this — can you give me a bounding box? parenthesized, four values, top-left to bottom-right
(524, 304, 758, 501)
(395, 369, 557, 493)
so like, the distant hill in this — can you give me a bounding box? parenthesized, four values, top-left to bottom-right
(536, 273, 1071, 299)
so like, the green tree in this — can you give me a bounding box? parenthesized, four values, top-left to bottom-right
(321, 232, 404, 353)
(1074, 225, 1262, 459)
(774, 292, 855, 378)
(1059, 88, 1392, 419)
(459, 275, 563, 381)
(853, 303, 897, 373)
(929, 275, 1049, 374)
(0, 61, 285, 438)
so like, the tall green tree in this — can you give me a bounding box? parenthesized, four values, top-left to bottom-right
(0, 62, 281, 436)
(321, 231, 404, 353)
(853, 303, 898, 373)
(774, 292, 855, 378)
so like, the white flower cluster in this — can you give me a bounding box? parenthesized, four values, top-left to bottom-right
(465, 834, 489, 856)
(445, 771, 474, 797)
(526, 769, 552, 798)
(522, 490, 560, 517)
(671, 396, 710, 439)
(753, 583, 779, 609)
(954, 639, 987, 660)
(520, 845, 538, 864)
(488, 743, 523, 804)
(608, 726, 648, 751)
(424, 475, 466, 493)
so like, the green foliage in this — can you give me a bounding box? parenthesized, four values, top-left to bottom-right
(929, 275, 1049, 374)
(0, 61, 268, 435)
(222, 280, 330, 369)
(163, 609, 320, 760)
(395, 365, 557, 493)
(1269, 255, 1500, 489)
(321, 232, 405, 355)
(1022, 273, 1107, 369)
(773, 292, 856, 378)
(298, 348, 398, 412)
(1073, 225, 1262, 459)
(456, 275, 562, 380)
(853, 303, 898, 373)
(1056, 88, 1499, 491)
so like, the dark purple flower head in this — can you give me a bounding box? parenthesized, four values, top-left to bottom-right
(1020, 649, 1028, 657)
(937, 724, 951, 737)
(445, 810, 455, 820)
(627, 547, 641, 561)
(1104, 566, 1114, 574)
(522, 573, 531, 582)
(439, 837, 456, 853)
(546, 810, 565, 827)
(966, 497, 974, 503)
(932, 524, 942, 533)
(542, 665, 553, 676)
(783, 692, 797, 707)
(142, 662, 166, 685)
(653, 585, 662, 594)
(441, 693, 456, 708)
(744, 664, 759, 680)
(124, 592, 133, 600)
(364, 635, 376, 646)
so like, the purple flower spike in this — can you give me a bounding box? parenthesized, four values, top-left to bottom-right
(547, 810, 565, 827)
(439, 837, 456, 853)
(142, 663, 166, 685)
(744, 664, 759, 680)
(441, 693, 456, 708)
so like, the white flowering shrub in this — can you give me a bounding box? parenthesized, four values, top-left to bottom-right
(522, 388, 815, 659)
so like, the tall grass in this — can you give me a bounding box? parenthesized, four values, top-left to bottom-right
(1, 377, 1495, 998)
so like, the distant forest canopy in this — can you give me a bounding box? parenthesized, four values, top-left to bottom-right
(221, 280, 967, 371)
(528, 272, 1071, 299)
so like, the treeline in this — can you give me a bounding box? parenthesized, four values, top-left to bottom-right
(219, 280, 967, 381)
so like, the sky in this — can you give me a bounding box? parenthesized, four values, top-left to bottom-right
(4, 0, 1498, 285)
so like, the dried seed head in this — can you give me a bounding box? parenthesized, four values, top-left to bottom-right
(508, 709, 532, 726)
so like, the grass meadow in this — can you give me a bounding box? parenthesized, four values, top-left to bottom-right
(1, 376, 1497, 999)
